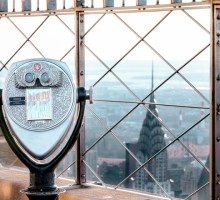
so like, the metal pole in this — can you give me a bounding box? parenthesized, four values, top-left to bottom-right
(75, 0, 86, 185)
(21, 170, 64, 200)
(212, 1, 220, 199)
(0, 0, 8, 12)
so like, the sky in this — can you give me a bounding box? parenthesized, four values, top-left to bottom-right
(0, 1, 210, 74)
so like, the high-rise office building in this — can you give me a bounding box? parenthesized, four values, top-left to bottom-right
(126, 65, 170, 194)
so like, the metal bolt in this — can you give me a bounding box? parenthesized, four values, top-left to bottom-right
(218, 14, 220, 20)
(80, 19, 84, 23)
(218, 33, 220, 37)
(217, 40, 220, 45)
(217, 75, 220, 81)
(81, 174, 86, 178)
(217, 137, 220, 142)
(217, 104, 220, 115)
(218, 181, 220, 185)
(80, 71, 84, 76)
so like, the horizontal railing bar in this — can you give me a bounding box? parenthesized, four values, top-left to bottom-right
(77, 2, 210, 13)
(78, 1, 210, 10)
(93, 99, 210, 110)
(0, 1, 210, 13)
(0, 9, 75, 18)
(80, 6, 210, 15)
(0, 2, 210, 17)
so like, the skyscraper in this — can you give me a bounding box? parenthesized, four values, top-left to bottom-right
(126, 63, 169, 194)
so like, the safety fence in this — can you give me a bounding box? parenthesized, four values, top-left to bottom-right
(0, 1, 211, 200)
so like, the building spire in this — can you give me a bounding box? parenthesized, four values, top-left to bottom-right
(151, 60, 154, 92)
(150, 60, 155, 104)
(136, 59, 168, 183)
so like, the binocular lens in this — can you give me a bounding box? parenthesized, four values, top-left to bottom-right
(25, 73, 35, 83)
(41, 72, 50, 83)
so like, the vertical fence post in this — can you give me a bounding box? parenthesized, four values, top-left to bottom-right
(137, 0, 147, 6)
(48, 0, 57, 10)
(172, 0, 182, 3)
(104, 0, 114, 7)
(212, 1, 220, 199)
(23, 0, 31, 11)
(75, 0, 86, 185)
(122, 0, 125, 6)
(0, 0, 8, 12)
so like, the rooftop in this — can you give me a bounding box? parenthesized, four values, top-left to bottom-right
(0, 167, 168, 200)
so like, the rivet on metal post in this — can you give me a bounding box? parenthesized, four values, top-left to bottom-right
(217, 137, 220, 142)
(217, 75, 220, 81)
(81, 174, 86, 183)
(217, 181, 220, 185)
(217, 33, 220, 37)
(217, 40, 220, 45)
(76, 0, 84, 7)
(217, 104, 220, 115)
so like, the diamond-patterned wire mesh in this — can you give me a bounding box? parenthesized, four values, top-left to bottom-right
(0, 13, 77, 178)
(0, 2, 211, 200)
(83, 8, 210, 200)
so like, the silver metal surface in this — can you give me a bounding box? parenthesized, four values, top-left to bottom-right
(4, 59, 75, 131)
(2, 59, 77, 160)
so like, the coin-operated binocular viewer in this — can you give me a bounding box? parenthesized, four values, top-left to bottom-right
(0, 58, 92, 200)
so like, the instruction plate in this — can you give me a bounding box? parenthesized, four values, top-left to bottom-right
(26, 89, 52, 121)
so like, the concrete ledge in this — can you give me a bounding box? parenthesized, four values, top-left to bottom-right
(0, 168, 167, 200)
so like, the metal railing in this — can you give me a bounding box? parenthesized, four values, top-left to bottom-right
(78, 2, 210, 200)
(0, 0, 213, 199)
